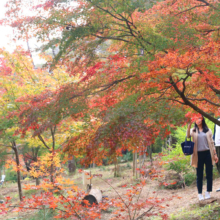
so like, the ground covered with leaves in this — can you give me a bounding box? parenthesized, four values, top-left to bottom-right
(1, 160, 220, 220)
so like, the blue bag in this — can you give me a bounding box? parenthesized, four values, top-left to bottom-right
(181, 137, 194, 156)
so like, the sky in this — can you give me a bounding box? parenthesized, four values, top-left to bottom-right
(0, 0, 45, 65)
(0, 0, 77, 65)
(0, 0, 15, 52)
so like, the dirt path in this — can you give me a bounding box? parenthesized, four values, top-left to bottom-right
(1, 166, 220, 220)
(97, 172, 220, 219)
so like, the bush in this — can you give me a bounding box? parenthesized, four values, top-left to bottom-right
(213, 166, 219, 179)
(167, 160, 190, 174)
(184, 172, 196, 186)
(126, 163, 132, 169)
(27, 208, 55, 220)
(164, 152, 191, 173)
(120, 151, 133, 162)
(5, 169, 17, 182)
(161, 142, 198, 187)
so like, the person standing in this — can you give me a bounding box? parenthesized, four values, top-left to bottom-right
(187, 114, 218, 201)
(213, 107, 220, 191)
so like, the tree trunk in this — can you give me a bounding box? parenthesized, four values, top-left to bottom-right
(133, 151, 135, 177)
(68, 156, 76, 174)
(114, 157, 117, 177)
(3, 160, 5, 175)
(33, 155, 40, 186)
(36, 178, 40, 186)
(12, 143, 23, 201)
(50, 160, 54, 183)
(148, 145, 153, 166)
(133, 151, 137, 178)
(114, 157, 120, 177)
(50, 126, 56, 183)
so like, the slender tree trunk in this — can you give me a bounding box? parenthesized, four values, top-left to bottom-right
(50, 126, 56, 183)
(114, 156, 120, 177)
(133, 151, 137, 178)
(36, 178, 40, 186)
(114, 156, 117, 177)
(50, 153, 54, 183)
(68, 156, 76, 175)
(133, 151, 135, 177)
(33, 149, 40, 186)
(3, 160, 5, 175)
(12, 142, 23, 201)
(135, 152, 138, 179)
(148, 145, 153, 166)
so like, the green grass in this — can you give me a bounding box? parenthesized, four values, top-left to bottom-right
(26, 208, 55, 220)
(24, 189, 38, 197)
(170, 203, 220, 220)
(149, 203, 220, 220)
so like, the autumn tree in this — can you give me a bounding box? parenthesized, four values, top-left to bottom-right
(0, 49, 89, 186)
(3, 0, 219, 127)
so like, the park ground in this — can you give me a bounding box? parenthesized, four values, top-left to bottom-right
(1, 161, 220, 220)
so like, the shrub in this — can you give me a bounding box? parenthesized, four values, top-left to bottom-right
(120, 151, 133, 162)
(164, 154, 191, 173)
(166, 160, 189, 174)
(213, 166, 219, 179)
(5, 169, 17, 182)
(126, 163, 132, 169)
(27, 208, 55, 220)
(184, 172, 196, 186)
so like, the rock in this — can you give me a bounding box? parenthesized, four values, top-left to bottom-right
(159, 170, 184, 189)
(199, 197, 217, 207)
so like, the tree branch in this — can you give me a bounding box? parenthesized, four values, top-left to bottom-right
(37, 134, 50, 150)
(170, 76, 220, 126)
(187, 98, 220, 107)
(198, 70, 220, 94)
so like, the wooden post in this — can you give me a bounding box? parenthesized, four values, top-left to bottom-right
(68, 156, 76, 174)
(82, 170, 91, 192)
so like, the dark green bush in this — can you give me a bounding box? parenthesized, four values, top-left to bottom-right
(165, 156, 196, 187)
(166, 159, 190, 174)
(184, 172, 196, 186)
(121, 151, 133, 162)
(5, 169, 17, 182)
